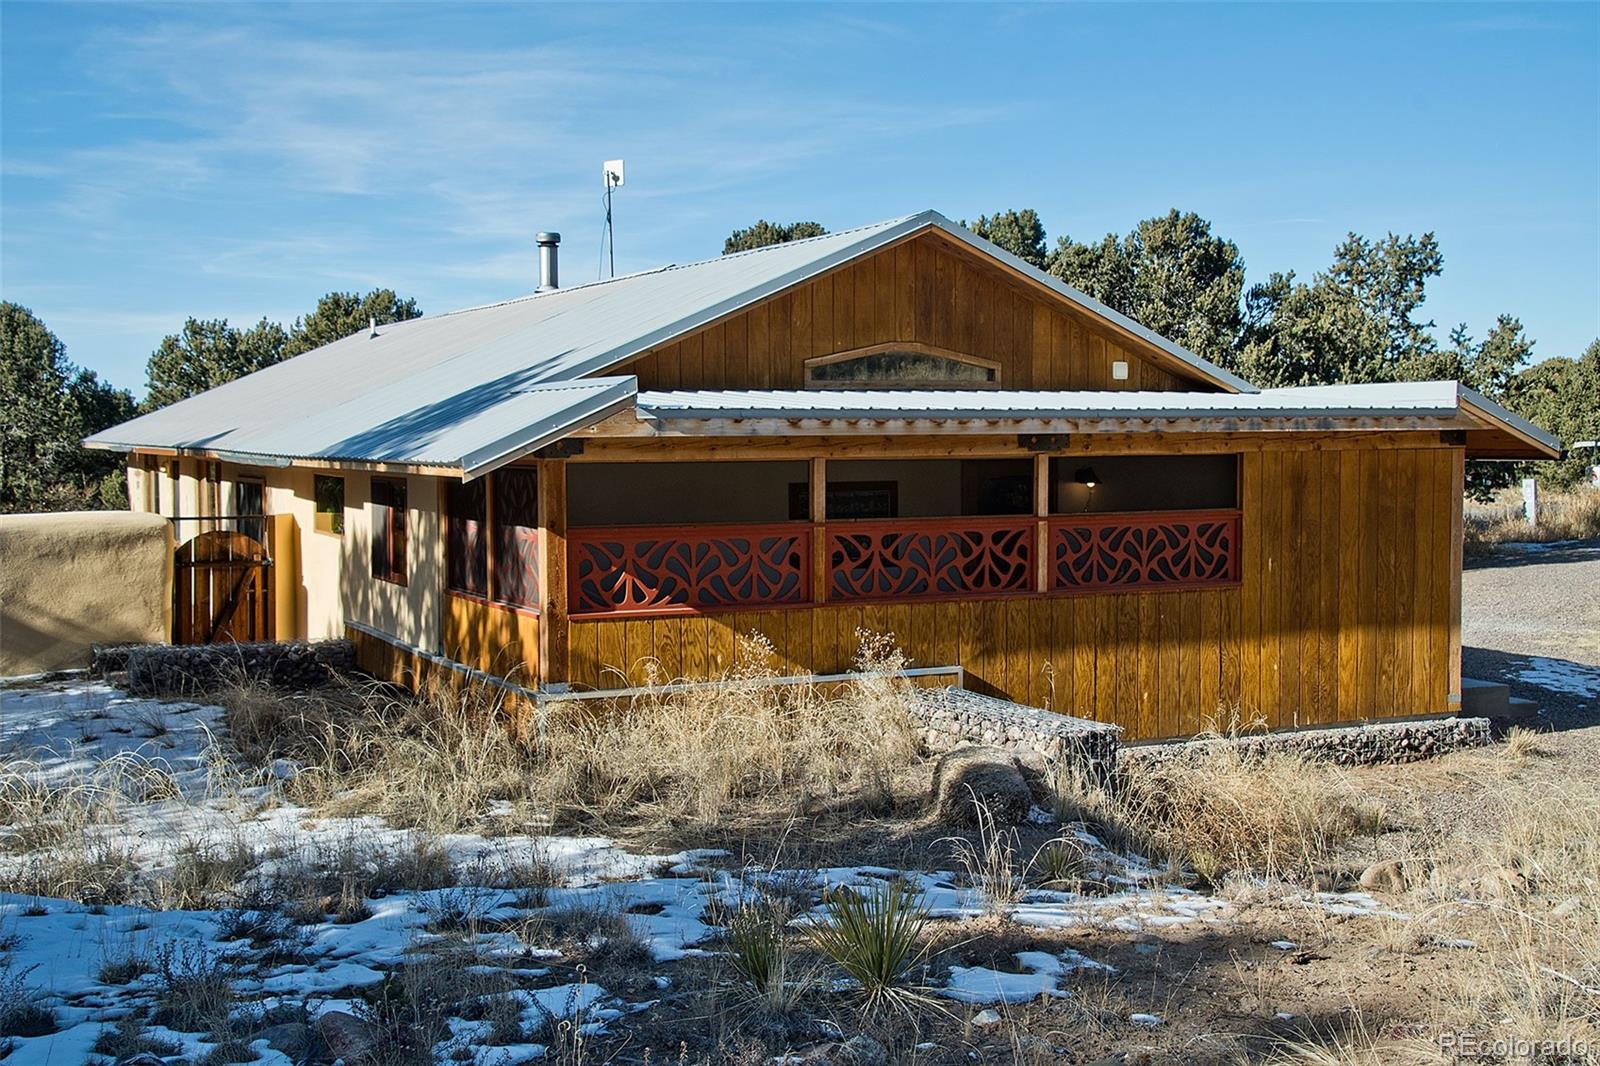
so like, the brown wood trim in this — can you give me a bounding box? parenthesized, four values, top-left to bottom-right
(809, 457, 828, 604)
(1447, 447, 1464, 705)
(537, 460, 569, 686)
(1033, 453, 1049, 594)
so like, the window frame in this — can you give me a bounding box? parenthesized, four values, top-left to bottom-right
(803, 342, 1002, 391)
(314, 475, 345, 536)
(370, 476, 408, 586)
(444, 479, 489, 599)
(491, 467, 540, 612)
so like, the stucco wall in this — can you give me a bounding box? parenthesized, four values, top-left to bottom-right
(0, 511, 172, 677)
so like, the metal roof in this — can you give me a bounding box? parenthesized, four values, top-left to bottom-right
(85, 210, 1253, 474)
(633, 380, 1561, 456)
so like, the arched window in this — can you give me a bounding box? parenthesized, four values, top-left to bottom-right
(804, 343, 1000, 389)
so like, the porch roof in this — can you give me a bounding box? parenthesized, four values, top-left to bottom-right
(624, 380, 1560, 459)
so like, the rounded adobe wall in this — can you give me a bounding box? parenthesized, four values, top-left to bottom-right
(0, 511, 172, 677)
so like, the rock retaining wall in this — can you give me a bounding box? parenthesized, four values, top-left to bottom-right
(102, 640, 356, 696)
(905, 687, 1121, 776)
(1126, 715, 1494, 768)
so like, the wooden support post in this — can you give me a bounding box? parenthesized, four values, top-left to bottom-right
(1447, 447, 1464, 708)
(810, 457, 828, 604)
(538, 460, 570, 688)
(270, 512, 299, 641)
(1034, 453, 1050, 593)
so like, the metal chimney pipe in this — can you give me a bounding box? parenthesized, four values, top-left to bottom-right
(537, 231, 561, 291)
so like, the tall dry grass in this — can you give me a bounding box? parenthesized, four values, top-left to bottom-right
(219, 631, 923, 833)
(1054, 747, 1387, 885)
(1464, 488, 1600, 557)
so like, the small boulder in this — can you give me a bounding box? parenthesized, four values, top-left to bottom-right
(316, 1010, 380, 1064)
(971, 1007, 1003, 1029)
(1358, 859, 1407, 895)
(932, 746, 1033, 827)
(836, 1034, 888, 1066)
(254, 1021, 319, 1058)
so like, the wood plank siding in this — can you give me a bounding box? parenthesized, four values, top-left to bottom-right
(565, 446, 1460, 742)
(619, 232, 1205, 393)
(442, 594, 540, 686)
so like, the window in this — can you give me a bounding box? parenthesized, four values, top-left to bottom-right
(314, 475, 344, 535)
(492, 468, 540, 609)
(370, 477, 408, 585)
(445, 479, 488, 597)
(805, 344, 999, 390)
(232, 478, 265, 544)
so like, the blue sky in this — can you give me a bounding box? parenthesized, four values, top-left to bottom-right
(3, 2, 1596, 396)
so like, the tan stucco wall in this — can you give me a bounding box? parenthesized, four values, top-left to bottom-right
(0, 511, 172, 676)
(125, 457, 446, 654)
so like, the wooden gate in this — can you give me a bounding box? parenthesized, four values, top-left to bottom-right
(173, 528, 274, 644)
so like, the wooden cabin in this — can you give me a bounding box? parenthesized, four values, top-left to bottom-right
(88, 211, 1560, 741)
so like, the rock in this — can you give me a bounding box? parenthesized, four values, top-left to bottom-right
(1128, 1012, 1163, 1028)
(316, 1010, 380, 1064)
(933, 746, 1034, 827)
(971, 1007, 1003, 1029)
(836, 1034, 888, 1066)
(254, 1021, 319, 1058)
(1358, 859, 1407, 895)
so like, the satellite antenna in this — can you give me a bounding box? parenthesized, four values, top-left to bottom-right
(601, 159, 624, 279)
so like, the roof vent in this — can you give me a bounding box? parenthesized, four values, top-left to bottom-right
(537, 231, 561, 292)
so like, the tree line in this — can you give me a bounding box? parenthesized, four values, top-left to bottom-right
(2, 208, 1593, 513)
(727, 211, 1599, 496)
(0, 291, 421, 512)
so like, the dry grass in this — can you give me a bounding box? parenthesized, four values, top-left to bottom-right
(1054, 748, 1386, 885)
(1463, 488, 1600, 557)
(219, 631, 923, 834)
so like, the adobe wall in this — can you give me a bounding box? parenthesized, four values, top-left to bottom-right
(0, 511, 172, 676)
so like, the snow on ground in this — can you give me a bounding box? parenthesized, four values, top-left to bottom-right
(0, 680, 1409, 1059)
(1516, 655, 1600, 699)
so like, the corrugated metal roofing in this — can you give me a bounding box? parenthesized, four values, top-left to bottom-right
(634, 380, 1562, 454)
(84, 210, 1254, 473)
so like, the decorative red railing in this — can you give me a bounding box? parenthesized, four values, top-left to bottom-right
(1049, 509, 1240, 593)
(569, 522, 811, 617)
(828, 517, 1034, 603)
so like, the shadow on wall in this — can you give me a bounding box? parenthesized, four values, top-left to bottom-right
(0, 511, 172, 676)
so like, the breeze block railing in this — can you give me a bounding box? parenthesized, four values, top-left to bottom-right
(570, 522, 811, 617)
(828, 517, 1034, 602)
(568, 510, 1240, 619)
(1050, 509, 1240, 593)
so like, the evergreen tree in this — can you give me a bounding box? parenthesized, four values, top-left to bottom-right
(1048, 210, 1245, 368)
(723, 220, 828, 254)
(963, 209, 1049, 269)
(285, 289, 422, 357)
(142, 289, 422, 410)
(1, 302, 135, 512)
(143, 317, 290, 410)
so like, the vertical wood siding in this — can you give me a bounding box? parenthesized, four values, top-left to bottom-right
(441, 594, 540, 687)
(566, 446, 1458, 741)
(622, 233, 1206, 393)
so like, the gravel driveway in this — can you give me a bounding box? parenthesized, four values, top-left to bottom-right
(1462, 538, 1600, 730)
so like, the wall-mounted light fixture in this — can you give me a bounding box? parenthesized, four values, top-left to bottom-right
(1074, 466, 1099, 512)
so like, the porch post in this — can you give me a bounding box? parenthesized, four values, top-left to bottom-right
(1034, 453, 1050, 593)
(1447, 446, 1464, 710)
(537, 460, 569, 688)
(809, 457, 827, 604)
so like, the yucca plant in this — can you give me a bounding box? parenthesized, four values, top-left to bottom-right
(807, 881, 932, 1016)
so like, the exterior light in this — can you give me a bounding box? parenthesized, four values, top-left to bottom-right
(1074, 466, 1098, 489)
